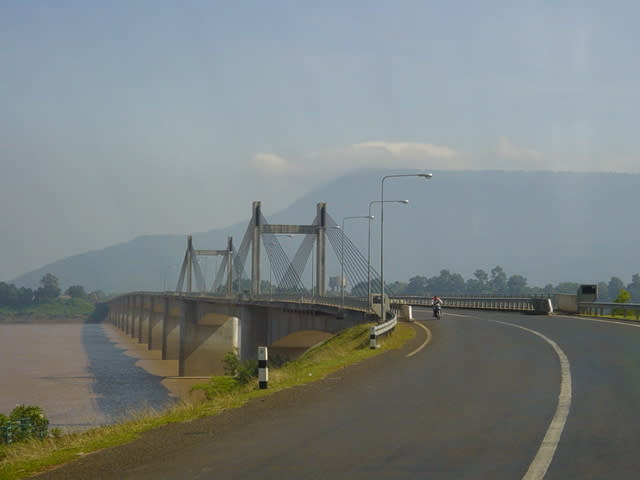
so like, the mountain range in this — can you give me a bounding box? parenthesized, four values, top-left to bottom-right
(12, 169, 639, 294)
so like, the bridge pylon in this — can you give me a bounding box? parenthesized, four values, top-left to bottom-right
(249, 201, 329, 297)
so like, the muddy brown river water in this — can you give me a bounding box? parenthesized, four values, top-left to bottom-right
(0, 322, 202, 431)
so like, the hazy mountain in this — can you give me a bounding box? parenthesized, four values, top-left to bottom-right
(12, 169, 639, 293)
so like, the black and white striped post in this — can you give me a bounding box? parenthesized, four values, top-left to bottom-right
(258, 346, 268, 389)
(370, 326, 378, 349)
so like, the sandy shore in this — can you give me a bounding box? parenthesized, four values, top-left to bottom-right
(101, 324, 208, 403)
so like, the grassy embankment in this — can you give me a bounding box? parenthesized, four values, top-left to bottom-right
(0, 298, 95, 322)
(0, 321, 415, 480)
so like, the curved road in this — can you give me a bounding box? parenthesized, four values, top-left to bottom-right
(33, 309, 640, 479)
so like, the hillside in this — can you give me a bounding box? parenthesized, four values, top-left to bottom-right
(12, 169, 639, 293)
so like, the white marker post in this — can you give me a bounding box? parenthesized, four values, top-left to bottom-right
(258, 346, 268, 389)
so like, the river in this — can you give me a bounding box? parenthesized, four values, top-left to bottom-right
(0, 321, 201, 432)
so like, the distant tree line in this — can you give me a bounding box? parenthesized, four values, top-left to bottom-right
(353, 266, 640, 302)
(0, 273, 106, 308)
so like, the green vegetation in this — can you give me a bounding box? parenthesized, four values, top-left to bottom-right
(0, 274, 105, 320)
(0, 322, 415, 480)
(1, 406, 49, 446)
(0, 297, 95, 318)
(349, 267, 640, 302)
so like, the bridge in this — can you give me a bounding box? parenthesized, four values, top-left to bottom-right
(106, 200, 552, 376)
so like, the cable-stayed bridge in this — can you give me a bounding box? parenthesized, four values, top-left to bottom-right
(106, 200, 549, 377)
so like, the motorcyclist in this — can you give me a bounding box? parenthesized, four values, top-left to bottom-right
(432, 295, 443, 318)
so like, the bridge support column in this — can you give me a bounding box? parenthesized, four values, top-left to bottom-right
(178, 301, 240, 376)
(148, 297, 164, 351)
(135, 296, 145, 342)
(162, 298, 182, 360)
(127, 296, 137, 337)
(139, 296, 151, 344)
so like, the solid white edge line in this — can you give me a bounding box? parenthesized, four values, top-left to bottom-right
(406, 321, 432, 357)
(493, 320, 572, 480)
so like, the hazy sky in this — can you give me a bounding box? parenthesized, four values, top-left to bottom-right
(2, 1, 639, 281)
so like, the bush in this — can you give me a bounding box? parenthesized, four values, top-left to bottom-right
(191, 351, 258, 400)
(613, 289, 632, 317)
(1, 405, 49, 444)
(222, 351, 257, 385)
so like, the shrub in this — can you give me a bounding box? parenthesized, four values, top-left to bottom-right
(5, 405, 49, 443)
(222, 351, 257, 385)
(191, 351, 258, 400)
(613, 289, 632, 317)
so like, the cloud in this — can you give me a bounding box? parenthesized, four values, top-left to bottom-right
(249, 138, 640, 178)
(250, 152, 295, 175)
(351, 141, 459, 160)
(250, 140, 464, 178)
(497, 137, 544, 162)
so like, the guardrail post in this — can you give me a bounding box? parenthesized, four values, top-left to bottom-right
(370, 326, 378, 349)
(258, 346, 268, 389)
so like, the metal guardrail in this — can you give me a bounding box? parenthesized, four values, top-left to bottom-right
(121, 291, 372, 313)
(578, 302, 640, 320)
(370, 313, 398, 348)
(392, 295, 539, 312)
(115, 292, 553, 315)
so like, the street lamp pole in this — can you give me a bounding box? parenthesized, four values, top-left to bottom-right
(380, 173, 432, 320)
(341, 216, 373, 307)
(367, 200, 409, 309)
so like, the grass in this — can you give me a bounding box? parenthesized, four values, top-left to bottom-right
(587, 311, 640, 321)
(0, 322, 415, 480)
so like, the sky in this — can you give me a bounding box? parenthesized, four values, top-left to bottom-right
(2, 0, 640, 281)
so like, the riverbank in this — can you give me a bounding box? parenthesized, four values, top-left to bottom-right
(0, 316, 89, 324)
(0, 322, 416, 480)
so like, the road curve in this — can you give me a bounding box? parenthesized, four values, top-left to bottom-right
(32, 309, 640, 479)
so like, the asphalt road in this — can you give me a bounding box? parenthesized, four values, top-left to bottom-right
(32, 309, 640, 479)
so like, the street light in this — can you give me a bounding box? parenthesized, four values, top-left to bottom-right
(341, 216, 374, 307)
(367, 199, 409, 308)
(380, 173, 433, 320)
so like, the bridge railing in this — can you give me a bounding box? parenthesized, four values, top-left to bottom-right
(578, 301, 640, 320)
(391, 295, 543, 312)
(253, 293, 370, 312)
(119, 291, 551, 314)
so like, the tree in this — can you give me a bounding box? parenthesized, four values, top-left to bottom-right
(405, 276, 428, 295)
(613, 288, 632, 317)
(36, 273, 61, 303)
(65, 285, 86, 299)
(0, 282, 18, 306)
(16, 287, 34, 307)
(507, 275, 528, 295)
(608, 277, 625, 301)
(490, 266, 507, 294)
(627, 274, 640, 302)
(598, 281, 610, 301)
(88, 290, 106, 302)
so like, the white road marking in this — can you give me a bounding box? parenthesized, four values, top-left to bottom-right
(406, 321, 432, 357)
(554, 314, 640, 328)
(493, 320, 572, 480)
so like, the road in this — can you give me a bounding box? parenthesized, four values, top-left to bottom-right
(32, 309, 640, 479)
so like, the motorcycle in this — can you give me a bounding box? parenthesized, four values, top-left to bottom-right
(432, 304, 442, 319)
